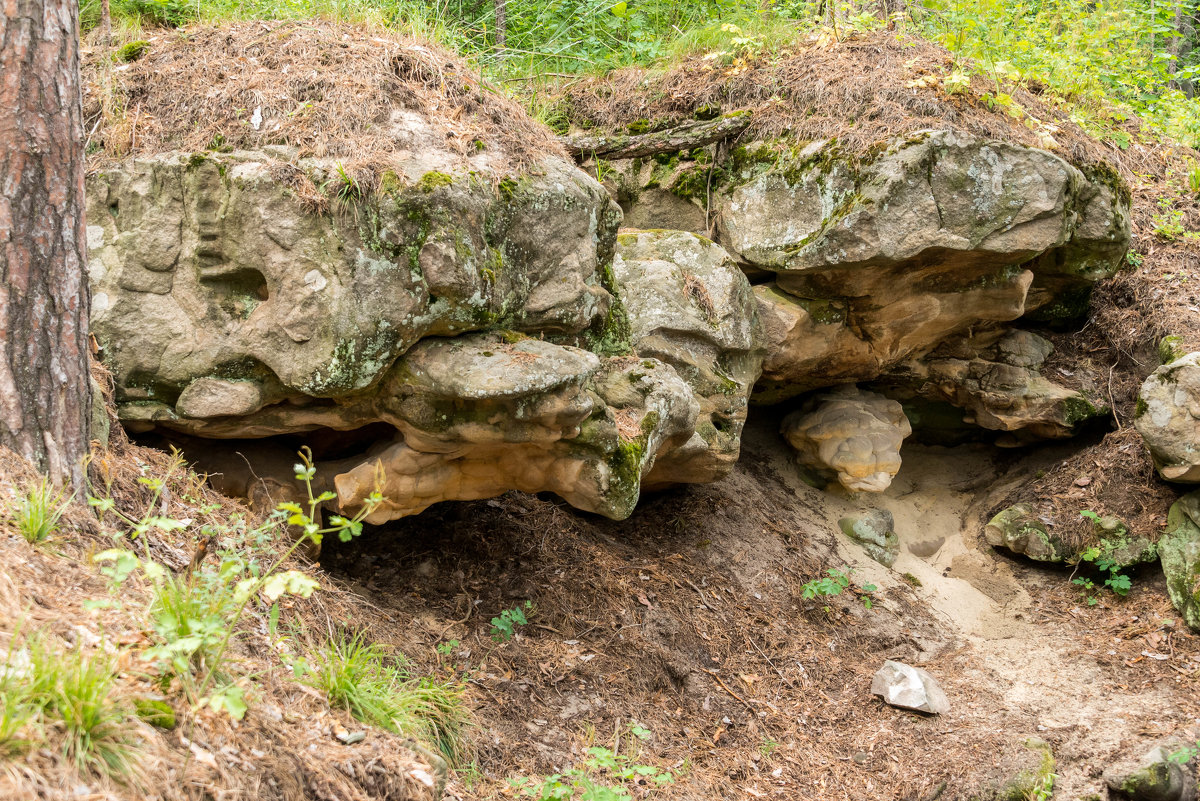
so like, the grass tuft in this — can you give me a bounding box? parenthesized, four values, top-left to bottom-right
(11, 477, 71, 545)
(305, 631, 468, 765)
(0, 631, 138, 780)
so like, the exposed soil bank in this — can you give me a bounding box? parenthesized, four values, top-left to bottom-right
(321, 414, 1200, 799)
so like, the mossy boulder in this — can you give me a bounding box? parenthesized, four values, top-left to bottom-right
(985, 504, 1066, 562)
(1086, 514, 1158, 569)
(838, 508, 900, 567)
(1104, 743, 1196, 801)
(1159, 490, 1200, 631)
(89, 151, 620, 409)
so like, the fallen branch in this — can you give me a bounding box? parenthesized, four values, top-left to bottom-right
(559, 111, 752, 160)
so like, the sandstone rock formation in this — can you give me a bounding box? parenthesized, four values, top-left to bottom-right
(88, 152, 617, 411)
(88, 122, 1133, 521)
(743, 131, 1129, 402)
(87, 148, 765, 522)
(882, 329, 1107, 443)
(326, 333, 699, 522)
(602, 130, 1130, 411)
(1135, 352, 1200, 482)
(782, 386, 911, 492)
(611, 230, 764, 487)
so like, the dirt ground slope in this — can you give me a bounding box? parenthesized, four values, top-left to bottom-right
(322, 413, 1200, 800)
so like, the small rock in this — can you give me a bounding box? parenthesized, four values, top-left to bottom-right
(838, 508, 899, 567)
(332, 723, 366, 744)
(870, 660, 949, 714)
(1104, 743, 1196, 801)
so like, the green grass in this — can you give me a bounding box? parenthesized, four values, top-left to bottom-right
(0, 632, 137, 779)
(11, 477, 71, 545)
(304, 631, 468, 765)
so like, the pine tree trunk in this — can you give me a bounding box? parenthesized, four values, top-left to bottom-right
(495, 0, 506, 50)
(100, 0, 110, 46)
(0, 0, 92, 488)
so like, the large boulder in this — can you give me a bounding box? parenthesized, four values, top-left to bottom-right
(1135, 353, 1200, 482)
(87, 139, 750, 521)
(782, 386, 912, 492)
(725, 131, 1130, 402)
(611, 230, 764, 486)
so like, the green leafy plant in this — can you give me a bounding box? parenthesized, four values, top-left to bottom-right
(1071, 510, 1136, 604)
(89, 448, 381, 719)
(1072, 575, 1100, 606)
(304, 630, 468, 764)
(509, 744, 674, 800)
(1168, 740, 1199, 764)
(1152, 197, 1187, 240)
(800, 567, 877, 609)
(11, 477, 72, 544)
(490, 600, 533, 641)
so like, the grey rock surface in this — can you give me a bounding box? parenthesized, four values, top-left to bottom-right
(870, 660, 950, 714)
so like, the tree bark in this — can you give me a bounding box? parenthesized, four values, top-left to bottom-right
(100, 0, 110, 46)
(494, 0, 506, 50)
(559, 112, 752, 160)
(0, 0, 91, 488)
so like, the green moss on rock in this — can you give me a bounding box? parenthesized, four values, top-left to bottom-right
(418, 171, 454, 193)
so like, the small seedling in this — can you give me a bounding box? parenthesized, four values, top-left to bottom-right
(12, 477, 72, 544)
(800, 568, 877, 610)
(1072, 510, 1135, 604)
(1072, 576, 1099, 606)
(1168, 741, 1199, 764)
(509, 743, 673, 799)
(490, 601, 533, 642)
